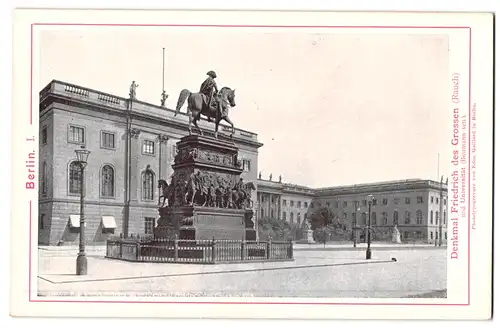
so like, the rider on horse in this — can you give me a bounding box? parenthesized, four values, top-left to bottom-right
(232, 178, 246, 208)
(200, 71, 222, 122)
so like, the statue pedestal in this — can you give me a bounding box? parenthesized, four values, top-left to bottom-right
(392, 234, 401, 244)
(299, 229, 315, 244)
(154, 207, 179, 239)
(176, 206, 255, 241)
(154, 134, 257, 241)
(391, 230, 402, 244)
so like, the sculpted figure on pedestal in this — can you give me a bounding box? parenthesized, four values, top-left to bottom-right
(207, 184, 217, 207)
(184, 172, 197, 205)
(157, 179, 173, 208)
(216, 184, 226, 208)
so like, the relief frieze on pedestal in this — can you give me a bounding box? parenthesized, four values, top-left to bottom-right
(174, 146, 242, 170)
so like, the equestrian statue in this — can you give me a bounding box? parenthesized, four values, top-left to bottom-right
(231, 178, 256, 209)
(174, 70, 237, 138)
(158, 178, 174, 207)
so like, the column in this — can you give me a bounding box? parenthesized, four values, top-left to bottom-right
(129, 128, 141, 202)
(277, 195, 282, 220)
(268, 193, 272, 218)
(158, 134, 169, 180)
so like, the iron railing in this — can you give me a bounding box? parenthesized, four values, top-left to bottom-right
(106, 237, 294, 264)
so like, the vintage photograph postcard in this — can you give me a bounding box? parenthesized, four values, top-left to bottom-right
(10, 9, 493, 319)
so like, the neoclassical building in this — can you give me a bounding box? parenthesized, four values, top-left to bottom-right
(256, 177, 448, 244)
(38, 79, 448, 246)
(38, 80, 262, 245)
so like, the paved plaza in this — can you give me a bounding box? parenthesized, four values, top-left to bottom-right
(37, 244, 447, 298)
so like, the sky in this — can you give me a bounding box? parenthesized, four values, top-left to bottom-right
(39, 27, 451, 188)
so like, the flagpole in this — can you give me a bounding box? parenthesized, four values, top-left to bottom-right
(437, 153, 440, 181)
(162, 47, 165, 92)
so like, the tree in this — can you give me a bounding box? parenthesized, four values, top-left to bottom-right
(258, 216, 294, 241)
(308, 207, 342, 230)
(309, 207, 351, 242)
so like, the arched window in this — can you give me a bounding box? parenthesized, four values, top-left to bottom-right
(405, 211, 411, 224)
(297, 212, 301, 226)
(282, 211, 287, 221)
(435, 211, 439, 224)
(371, 212, 376, 225)
(382, 212, 388, 225)
(68, 161, 82, 194)
(416, 210, 423, 224)
(142, 168, 154, 200)
(393, 211, 399, 226)
(361, 212, 367, 225)
(430, 211, 434, 224)
(290, 212, 294, 223)
(41, 161, 47, 196)
(101, 165, 115, 197)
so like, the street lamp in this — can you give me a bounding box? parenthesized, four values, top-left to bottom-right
(75, 146, 91, 275)
(352, 201, 360, 248)
(366, 194, 374, 260)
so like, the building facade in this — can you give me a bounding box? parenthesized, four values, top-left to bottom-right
(38, 80, 262, 245)
(38, 80, 448, 246)
(257, 178, 448, 244)
(256, 179, 314, 227)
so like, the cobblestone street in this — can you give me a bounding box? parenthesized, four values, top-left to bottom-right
(37, 246, 447, 298)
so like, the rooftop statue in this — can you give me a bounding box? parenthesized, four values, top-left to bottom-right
(129, 81, 139, 100)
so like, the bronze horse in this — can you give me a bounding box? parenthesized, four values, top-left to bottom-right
(174, 87, 236, 138)
(231, 181, 256, 209)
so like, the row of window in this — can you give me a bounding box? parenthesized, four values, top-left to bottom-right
(278, 196, 446, 210)
(41, 161, 157, 200)
(282, 200, 309, 208)
(40, 214, 158, 236)
(278, 210, 446, 227)
(314, 196, 446, 209)
(42, 124, 167, 156)
(43, 125, 252, 173)
(347, 210, 445, 226)
(402, 231, 447, 240)
(282, 211, 308, 224)
(42, 157, 251, 199)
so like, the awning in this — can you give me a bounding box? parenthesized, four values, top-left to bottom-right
(69, 215, 86, 228)
(102, 216, 117, 229)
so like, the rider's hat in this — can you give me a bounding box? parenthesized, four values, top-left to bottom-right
(207, 70, 217, 78)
